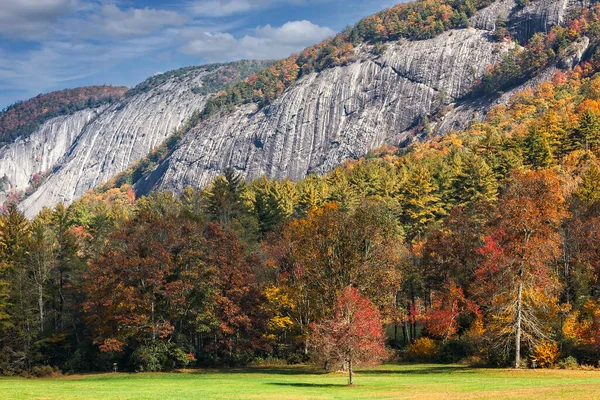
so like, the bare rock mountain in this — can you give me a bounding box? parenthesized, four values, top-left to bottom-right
(0, 107, 107, 204)
(8, 0, 594, 217)
(15, 62, 269, 217)
(137, 0, 590, 195)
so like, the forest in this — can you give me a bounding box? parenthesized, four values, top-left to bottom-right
(4, 47, 600, 375)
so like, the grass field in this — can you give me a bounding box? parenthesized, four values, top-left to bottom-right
(2, 363, 600, 400)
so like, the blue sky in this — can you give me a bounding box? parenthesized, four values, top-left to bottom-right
(0, 0, 400, 109)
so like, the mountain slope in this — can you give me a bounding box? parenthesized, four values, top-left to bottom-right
(0, 86, 127, 145)
(0, 106, 108, 204)
(140, 27, 507, 194)
(12, 61, 269, 217)
(136, 0, 591, 194)
(15, 0, 597, 216)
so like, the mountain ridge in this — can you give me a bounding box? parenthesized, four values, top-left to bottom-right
(0, 0, 595, 217)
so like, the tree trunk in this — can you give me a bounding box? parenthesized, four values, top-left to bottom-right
(410, 291, 417, 341)
(151, 300, 156, 342)
(38, 283, 44, 333)
(348, 358, 354, 386)
(514, 279, 523, 369)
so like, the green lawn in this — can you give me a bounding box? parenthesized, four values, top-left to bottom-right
(2, 364, 600, 400)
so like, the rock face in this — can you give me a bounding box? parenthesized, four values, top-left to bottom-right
(19, 62, 265, 217)
(0, 107, 106, 203)
(141, 0, 589, 195)
(144, 28, 508, 193)
(14, 0, 594, 216)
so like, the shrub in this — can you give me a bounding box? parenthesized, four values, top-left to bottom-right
(131, 343, 196, 372)
(251, 356, 288, 366)
(131, 343, 168, 372)
(30, 365, 60, 378)
(571, 344, 600, 366)
(404, 338, 439, 362)
(437, 337, 474, 363)
(531, 341, 559, 368)
(558, 356, 579, 369)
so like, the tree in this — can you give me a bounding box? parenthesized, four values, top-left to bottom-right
(26, 221, 55, 333)
(399, 164, 442, 239)
(203, 169, 258, 244)
(524, 125, 554, 169)
(450, 153, 498, 207)
(309, 287, 388, 385)
(573, 109, 600, 151)
(475, 170, 567, 368)
(270, 202, 404, 353)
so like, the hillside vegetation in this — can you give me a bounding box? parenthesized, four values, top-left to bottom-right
(5, 0, 600, 378)
(0, 86, 128, 144)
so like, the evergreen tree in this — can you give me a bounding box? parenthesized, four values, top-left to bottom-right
(452, 153, 498, 206)
(573, 110, 600, 151)
(399, 165, 442, 239)
(575, 163, 600, 205)
(524, 126, 553, 169)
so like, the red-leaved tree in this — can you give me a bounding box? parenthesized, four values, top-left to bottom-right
(309, 287, 388, 385)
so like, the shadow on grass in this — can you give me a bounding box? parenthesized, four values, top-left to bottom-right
(189, 366, 327, 376)
(359, 365, 475, 375)
(269, 382, 346, 388)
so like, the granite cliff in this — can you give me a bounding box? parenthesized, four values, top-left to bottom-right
(0, 0, 593, 217)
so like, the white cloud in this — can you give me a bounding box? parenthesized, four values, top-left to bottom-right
(180, 20, 335, 61)
(0, 0, 80, 40)
(0, 0, 341, 108)
(82, 4, 189, 39)
(190, 0, 259, 17)
(188, 0, 333, 17)
(180, 31, 240, 61)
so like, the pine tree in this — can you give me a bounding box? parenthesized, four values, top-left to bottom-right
(524, 126, 554, 169)
(575, 163, 600, 205)
(573, 110, 600, 151)
(452, 153, 498, 206)
(399, 165, 442, 239)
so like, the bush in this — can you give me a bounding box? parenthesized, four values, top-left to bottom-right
(251, 356, 288, 366)
(131, 344, 167, 372)
(571, 344, 600, 366)
(437, 338, 474, 363)
(558, 356, 579, 369)
(531, 341, 559, 368)
(30, 365, 60, 378)
(404, 338, 439, 362)
(131, 343, 195, 372)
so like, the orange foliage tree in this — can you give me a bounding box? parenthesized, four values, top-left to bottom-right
(475, 170, 567, 368)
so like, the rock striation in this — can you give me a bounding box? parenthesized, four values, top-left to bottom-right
(0, 107, 106, 203)
(18, 63, 265, 217)
(143, 28, 508, 193)
(140, 0, 590, 195)
(11, 0, 595, 217)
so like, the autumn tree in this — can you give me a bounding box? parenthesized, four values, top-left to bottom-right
(475, 170, 567, 368)
(309, 287, 388, 385)
(270, 202, 404, 352)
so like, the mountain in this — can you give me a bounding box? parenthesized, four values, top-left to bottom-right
(0, 86, 128, 144)
(0, 61, 269, 216)
(133, 0, 592, 194)
(0, 0, 595, 217)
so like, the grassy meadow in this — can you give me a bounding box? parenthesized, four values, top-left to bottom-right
(2, 364, 600, 400)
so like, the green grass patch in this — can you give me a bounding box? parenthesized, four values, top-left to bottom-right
(2, 363, 600, 399)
